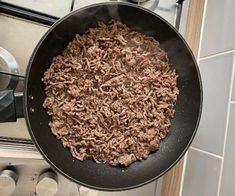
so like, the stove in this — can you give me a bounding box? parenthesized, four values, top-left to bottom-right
(0, 0, 187, 195)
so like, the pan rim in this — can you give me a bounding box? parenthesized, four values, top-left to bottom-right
(23, 1, 203, 191)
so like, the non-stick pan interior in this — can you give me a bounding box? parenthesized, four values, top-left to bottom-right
(24, 3, 202, 191)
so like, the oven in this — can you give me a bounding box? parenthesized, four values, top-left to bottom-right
(0, 0, 187, 195)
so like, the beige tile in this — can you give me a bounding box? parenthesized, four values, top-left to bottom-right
(0, 14, 48, 74)
(182, 148, 221, 196)
(2, 0, 72, 17)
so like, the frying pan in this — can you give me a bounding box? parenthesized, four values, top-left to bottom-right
(0, 2, 202, 191)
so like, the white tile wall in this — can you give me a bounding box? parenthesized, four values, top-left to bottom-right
(2, 0, 72, 17)
(182, 148, 222, 196)
(180, 0, 235, 195)
(220, 103, 235, 196)
(200, 0, 235, 57)
(192, 52, 234, 155)
(0, 14, 48, 74)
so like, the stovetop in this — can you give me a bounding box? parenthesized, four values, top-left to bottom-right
(0, 0, 186, 142)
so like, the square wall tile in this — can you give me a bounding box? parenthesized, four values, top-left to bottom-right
(192, 52, 234, 155)
(2, 0, 72, 17)
(0, 15, 48, 74)
(200, 0, 235, 57)
(97, 181, 156, 196)
(220, 104, 235, 196)
(182, 148, 221, 196)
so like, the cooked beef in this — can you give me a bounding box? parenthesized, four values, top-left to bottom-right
(42, 20, 179, 166)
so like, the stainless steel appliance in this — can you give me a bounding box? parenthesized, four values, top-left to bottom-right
(0, 0, 187, 195)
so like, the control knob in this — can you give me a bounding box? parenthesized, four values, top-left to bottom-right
(36, 171, 58, 196)
(0, 169, 18, 196)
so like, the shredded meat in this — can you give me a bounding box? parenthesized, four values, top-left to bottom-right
(42, 20, 179, 166)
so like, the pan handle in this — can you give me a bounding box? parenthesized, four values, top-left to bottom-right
(0, 90, 24, 122)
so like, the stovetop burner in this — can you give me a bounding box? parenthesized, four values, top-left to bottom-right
(0, 0, 184, 141)
(0, 47, 20, 91)
(0, 1, 187, 195)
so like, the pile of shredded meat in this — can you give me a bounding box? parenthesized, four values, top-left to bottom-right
(42, 20, 179, 166)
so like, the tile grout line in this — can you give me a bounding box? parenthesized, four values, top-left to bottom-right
(230, 100, 235, 104)
(216, 50, 235, 196)
(190, 146, 223, 160)
(199, 48, 235, 61)
(179, 0, 208, 195)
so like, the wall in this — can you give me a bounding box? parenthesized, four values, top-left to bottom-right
(181, 0, 235, 195)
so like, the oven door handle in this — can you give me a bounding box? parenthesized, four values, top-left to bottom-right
(0, 90, 24, 122)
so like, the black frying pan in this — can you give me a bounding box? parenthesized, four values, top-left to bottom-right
(1, 2, 202, 191)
